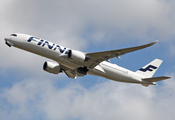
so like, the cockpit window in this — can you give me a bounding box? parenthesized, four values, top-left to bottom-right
(10, 34, 17, 37)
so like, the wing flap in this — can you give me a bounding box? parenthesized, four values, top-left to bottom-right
(64, 70, 77, 79)
(63, 69, 86, 79)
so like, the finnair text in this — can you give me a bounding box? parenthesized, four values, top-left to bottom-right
(27, 37, 69, 54)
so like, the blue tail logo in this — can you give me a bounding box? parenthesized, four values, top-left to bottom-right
(139, 65, 157, 72)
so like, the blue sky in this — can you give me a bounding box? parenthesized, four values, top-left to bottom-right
(0, 0, 175, 120)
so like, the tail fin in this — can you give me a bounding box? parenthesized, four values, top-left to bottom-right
(135, 59, 163, 78)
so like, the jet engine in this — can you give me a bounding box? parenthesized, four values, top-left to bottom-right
(43, 61, 61, 74)
(68, 50, 86, 62)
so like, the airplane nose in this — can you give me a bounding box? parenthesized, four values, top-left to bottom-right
(4, 37, 10, 41)
(4, 37, 13, 47)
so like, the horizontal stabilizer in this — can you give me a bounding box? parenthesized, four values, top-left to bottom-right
(142, 76, 171, 82)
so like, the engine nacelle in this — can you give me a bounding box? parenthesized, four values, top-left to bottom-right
(68, 50, 86, 62)
(43, 61, 61, 74)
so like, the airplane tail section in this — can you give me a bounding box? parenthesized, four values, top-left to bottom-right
(136, 59, 171, 87)
(135, 59, 163, 78)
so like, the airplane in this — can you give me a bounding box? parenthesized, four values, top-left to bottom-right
(4, 33, 170, 87)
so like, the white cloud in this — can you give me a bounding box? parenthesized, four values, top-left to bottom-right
(0, 76, 174, 120)
(3, 0, 175, 43)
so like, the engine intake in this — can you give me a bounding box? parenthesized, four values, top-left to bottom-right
(43, 61, 61, 74)
(68, 50, 86, 62)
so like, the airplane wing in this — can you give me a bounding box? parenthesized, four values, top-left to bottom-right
(85, 41, 158, 68)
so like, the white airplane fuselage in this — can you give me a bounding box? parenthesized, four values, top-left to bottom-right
(5, 33, 164, 86)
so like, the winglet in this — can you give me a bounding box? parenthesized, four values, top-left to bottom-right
(147, 40, 158, 47)
(154, 40, 158, 43)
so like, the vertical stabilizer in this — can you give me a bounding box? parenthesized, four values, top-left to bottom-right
(136, 59, 163, 78)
